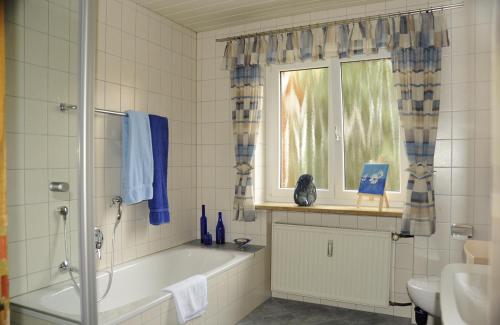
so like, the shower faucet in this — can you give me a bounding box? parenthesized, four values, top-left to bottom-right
(95, 227, 104, 260)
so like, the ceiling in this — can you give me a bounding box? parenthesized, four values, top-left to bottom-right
(132, 0, 386, 32)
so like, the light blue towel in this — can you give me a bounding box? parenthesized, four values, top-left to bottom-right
(121, 110, 154, 204)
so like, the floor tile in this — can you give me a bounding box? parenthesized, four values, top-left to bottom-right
(237, 298, 412, 325)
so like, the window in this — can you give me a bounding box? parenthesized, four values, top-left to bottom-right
(340, 59, 400, 192)
(267, 53, 406, 204)
(280, 68, 329, 190)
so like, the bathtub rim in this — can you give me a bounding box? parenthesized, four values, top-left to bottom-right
(11, 241, 262, 324)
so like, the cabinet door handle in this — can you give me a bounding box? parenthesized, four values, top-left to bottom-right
(327, 240, 333, 257)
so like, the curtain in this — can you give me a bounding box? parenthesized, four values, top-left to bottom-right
(223, 13, 449, 66)
(0, 0, 8, 321)
(391, 14, 447, 236)
(223, 12, 449, 228)
(231, 63, 264, 221)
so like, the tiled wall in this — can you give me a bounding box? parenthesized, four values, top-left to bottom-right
(93, 0, 197, 272)
(196, 0, 494, 318)
(5, 0, 82, 297)
(415, 0, 493, 276)
(6, 0, 198, 296)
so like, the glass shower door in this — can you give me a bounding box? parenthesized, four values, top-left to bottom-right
(5, 0, 97, 323)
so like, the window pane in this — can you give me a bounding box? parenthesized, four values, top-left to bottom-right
(341, 59, 400, 192)
(280, 68, 329, 189)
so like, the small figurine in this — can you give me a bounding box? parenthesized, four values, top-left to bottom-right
(294, 174, 317, 206)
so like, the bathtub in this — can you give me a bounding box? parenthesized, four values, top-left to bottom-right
(11, 243, 258, 324)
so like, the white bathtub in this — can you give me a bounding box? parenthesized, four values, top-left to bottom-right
(11, 243, 254, 324)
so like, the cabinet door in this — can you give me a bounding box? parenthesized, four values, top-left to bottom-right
(272, 223, 331, 297)
(322, 227, 392, 306)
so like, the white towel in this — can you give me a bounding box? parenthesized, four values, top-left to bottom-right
(163, 275, 208, 324)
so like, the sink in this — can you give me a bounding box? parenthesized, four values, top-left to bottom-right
(464, 240, 490, 265)
(440, 263, 489, 325)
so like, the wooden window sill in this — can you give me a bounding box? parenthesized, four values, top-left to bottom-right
(255, 202, 403, 218)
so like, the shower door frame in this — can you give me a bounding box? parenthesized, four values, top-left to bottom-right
(78, 0, 98, 323)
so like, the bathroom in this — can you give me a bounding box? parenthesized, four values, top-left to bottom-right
(1, 0, 500, 324)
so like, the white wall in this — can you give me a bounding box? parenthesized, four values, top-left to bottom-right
(196, 0, 494, 318)
(93, 0, 197, 272)
(5, 0, 197, 296)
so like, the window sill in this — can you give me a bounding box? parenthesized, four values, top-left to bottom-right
(255, 202, 403, 218)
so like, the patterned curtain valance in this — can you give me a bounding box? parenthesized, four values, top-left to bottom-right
(223, 12, 449, 70)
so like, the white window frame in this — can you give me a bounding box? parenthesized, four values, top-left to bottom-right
(266, 50, 407, 207)
(266, 60, 335, 204)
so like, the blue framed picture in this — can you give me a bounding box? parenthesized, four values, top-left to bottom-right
(358, 163, 389, 196)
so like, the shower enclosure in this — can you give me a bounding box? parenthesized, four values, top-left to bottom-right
(5, 0, 98, 323)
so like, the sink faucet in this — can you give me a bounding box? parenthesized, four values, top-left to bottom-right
(95, 227, 103, 259)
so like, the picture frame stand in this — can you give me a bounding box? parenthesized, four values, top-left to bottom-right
(356, 191, 389, 211)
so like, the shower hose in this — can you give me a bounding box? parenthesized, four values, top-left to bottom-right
(62, 196, 123, 302)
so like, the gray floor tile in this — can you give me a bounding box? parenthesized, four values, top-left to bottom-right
(237, 298, 412, 325)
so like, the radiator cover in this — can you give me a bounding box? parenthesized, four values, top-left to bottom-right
(271, 223, 392, 307)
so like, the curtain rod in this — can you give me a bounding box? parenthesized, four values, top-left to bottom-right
(215, 3, 463, 42)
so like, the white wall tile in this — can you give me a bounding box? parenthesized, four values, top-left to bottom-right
(26, 237, 50, 273)
(25, 64, 48, 100)
(25, 204, 50, 239)
(25, 135, 47, 169)
(106, 26, 122, 57)
(8, 206, 26, 243)
(434, 140, 451, 167)
(25, 30, 48, 66)
(49, 3, 69, 40)
(25, 0, 49, 33)
(452, 111, 475, 139)
(452, 140, 475, 167)
(475, 139, 492, 167)
(9, 241, 27, 278)
(107, 0, 122, 29)
(49, 37, 70, 72)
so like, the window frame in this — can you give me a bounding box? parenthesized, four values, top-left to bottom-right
(266, 50, 407, 206)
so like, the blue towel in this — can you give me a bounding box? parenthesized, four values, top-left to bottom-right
(122, 111, 154, 204)
(148, 115, 170, 225)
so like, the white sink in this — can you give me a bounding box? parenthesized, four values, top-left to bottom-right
(440, 263, 489, 325)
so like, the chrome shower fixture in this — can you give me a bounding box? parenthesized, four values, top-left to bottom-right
(49, 182, 69, 192)
(59, 103, 78, 112)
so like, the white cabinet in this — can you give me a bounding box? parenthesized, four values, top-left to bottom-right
(271, 223, 392, 306)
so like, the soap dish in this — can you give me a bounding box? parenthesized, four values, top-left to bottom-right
(234, 238, 251, 250)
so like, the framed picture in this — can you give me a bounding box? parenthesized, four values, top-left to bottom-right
(358, 163, 389, 196)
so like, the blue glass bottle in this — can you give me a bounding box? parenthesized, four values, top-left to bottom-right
(216, 212, 225, 245)
(200, 205, 207, 243)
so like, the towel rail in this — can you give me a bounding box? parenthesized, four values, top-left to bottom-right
(59, 103, 129, 116)
(95, 108, 127, 116)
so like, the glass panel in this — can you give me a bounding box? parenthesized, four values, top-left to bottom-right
(6, 0, 83, 322)
(280, 68, 329, 189)
(341, 59, 400, 192)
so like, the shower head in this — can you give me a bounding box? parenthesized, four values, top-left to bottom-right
(111, 196, 123, 226)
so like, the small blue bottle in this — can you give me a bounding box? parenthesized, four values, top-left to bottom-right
(204, 232, 212, 245)
(200, 205, 207, 243)
(216, 212, 225, 245)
